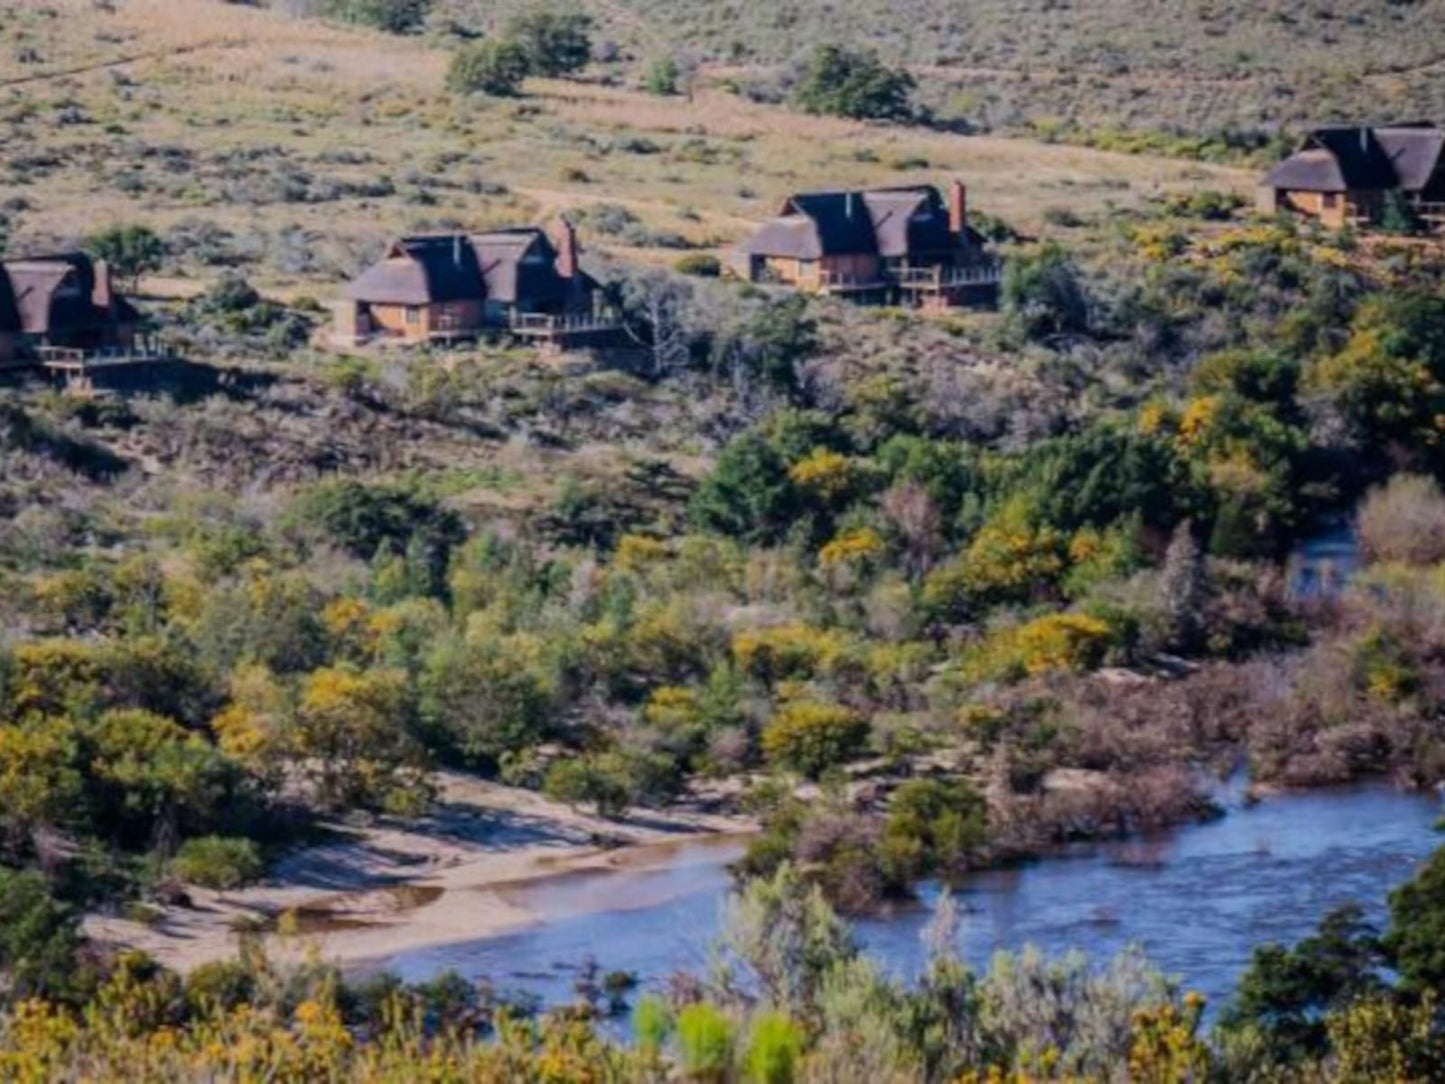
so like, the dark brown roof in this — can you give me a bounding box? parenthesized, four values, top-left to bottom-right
(742, 185, 968, 260)
(1263, 148, 1351, 192)
(0, 270, 17, 333)
(346, 227, 596, 307)
(1264, 124, 1445, 193)
(474, 229, 573, 306)
(0, 253, 136, 336)
(347, 235, 483, 305)
(743, 214, 825, 260)
(1376, 126, 1445, 192)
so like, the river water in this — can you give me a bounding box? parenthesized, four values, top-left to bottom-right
(386, 782, 1441, 1014)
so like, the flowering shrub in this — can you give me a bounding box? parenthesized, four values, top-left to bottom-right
(761, 701, 870, 777)
(961, 613, 1114, 683)
(732, 624, 848, 683)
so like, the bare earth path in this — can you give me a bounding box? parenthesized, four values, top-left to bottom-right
(0, 37, 246, 89)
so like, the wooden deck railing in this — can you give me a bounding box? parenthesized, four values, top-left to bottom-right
(817, 270, 887, 291)
(1415, 201, 1445, 226)
(36, 339, 173, 369)
(509, 311, 623, 336)
(893, 262, 1002, 288)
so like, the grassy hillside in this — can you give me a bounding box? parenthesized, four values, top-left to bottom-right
(438, 0, 1445, 136)
(8, 6, 1445, 1078)
(0, 0, 1253, 295)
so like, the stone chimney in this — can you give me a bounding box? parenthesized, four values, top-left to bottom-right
(949, 179, 967, 238)
(555, 218, 579, 279)
(92, 258, 113, 312)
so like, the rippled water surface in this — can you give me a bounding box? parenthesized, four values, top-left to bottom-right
(387, 784, 1441, 1012)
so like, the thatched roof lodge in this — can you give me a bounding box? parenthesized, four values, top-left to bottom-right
(1259, 123, 1445, 230)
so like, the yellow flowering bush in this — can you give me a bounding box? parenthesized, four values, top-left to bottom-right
(614, 533, 669, 573)
(924, 503, 1068, 615)
(1130, 224, 1188, 262)
(818, 527, 885, 568)
(293, 666, 424, 812)
(788, 448, 857, 504)
(961, 613, 1114, 683)
(1136, 402, 1173, 436)
(643, 685, 702, 731)
(5, 640, 106, 721)
(1176, 395, 1222, 447)
(732, 623, 848, 683)
(761, 700, 870, 778)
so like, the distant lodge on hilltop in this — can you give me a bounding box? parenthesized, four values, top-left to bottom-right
(333, 222, 621, 349)
(1259, 123, 1445, 231)
(0, 253, 145, 369)
(729, 180, 1000, 308)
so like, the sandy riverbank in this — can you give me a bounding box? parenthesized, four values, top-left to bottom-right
(84, 772, 755, 975)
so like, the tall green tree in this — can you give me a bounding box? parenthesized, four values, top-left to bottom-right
(1218, 904, 1385, 1067)
(792, 45, 915, 121)
(87, 225, 163, 292)
(1386, 845, 1445, 996)
(689, 431, 800, 544)
(504, 8, 592, 77)
(0, 869, 82, 1004)
(447, 39, 530, 97)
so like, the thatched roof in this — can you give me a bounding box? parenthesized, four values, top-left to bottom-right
(860, 188, 954, 258)
(1264, 124, 1445, 194)
(0, 254, 137, 335)
(347, 228, 596, 307)
(742, 185, 974, 260)
(1376, 126, 1445, 192)
(0, 270, 17, 333)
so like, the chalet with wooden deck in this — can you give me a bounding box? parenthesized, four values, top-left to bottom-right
(0, 253, 140, 368)
(1259, 124, 1445, 231)
(732, 180, 999, 308)
(334, 222, 618, 348)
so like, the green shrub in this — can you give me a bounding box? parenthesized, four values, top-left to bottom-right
(792, 44, 914, 121)
(1387, 846, 1445, 995)
(674, 253, 721, 277)
(0, 867, 82, 1001)
(882, 778, 987, 881)
(633, 994, 674, 1052)
(184, 959, 256, 1013)
(327, 0, 429, 34)
(542, 751, 680, 819)
(1164, 189, 1246, 221)
(676, 1002, 734, 1082)
(170, 836, 264, 890)
(1001, 242, 1092, 341)
(761, 702, 870, 778)
(689, 432, 800, 544)
(504, 8, 592, 78)
(86, 224, 163, 291)
(291, 480, 465, 597)
(447, 40, 531, 98)
(744, 1011, 804, 1084)
(644, 55, 680, 96)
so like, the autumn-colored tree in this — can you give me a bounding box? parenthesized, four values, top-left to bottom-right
(293, 667, 427, 812)
(0, 721, 82, 858)
(762, 702, 870, 778)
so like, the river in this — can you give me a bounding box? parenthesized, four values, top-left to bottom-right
(384, 782, 1441, 1014)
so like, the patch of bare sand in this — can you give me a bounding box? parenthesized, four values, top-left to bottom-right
(85, 772, 753, 975)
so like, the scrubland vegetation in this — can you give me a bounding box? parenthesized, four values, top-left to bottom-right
(4, 857, 1445, 1081)
(4, 0, 1445, 1079)
(430, 0, 1445, 148)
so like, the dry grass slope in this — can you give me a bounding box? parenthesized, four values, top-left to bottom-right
(442, 0, 1445, 134)
(2, 0, 1249, 296)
